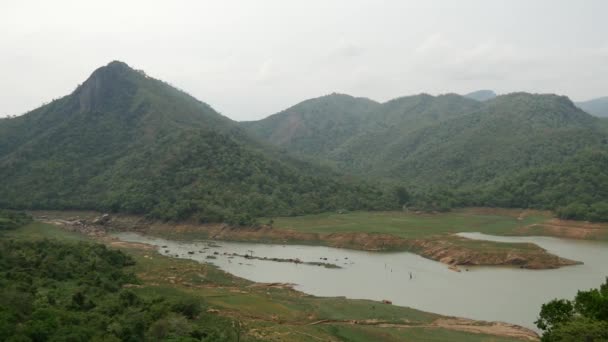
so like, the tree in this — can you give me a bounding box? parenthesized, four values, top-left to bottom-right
(536, 278, 608, 341)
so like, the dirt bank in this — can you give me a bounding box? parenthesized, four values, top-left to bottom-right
(518, 218, 608, 240)
(36, 211, 580, 270)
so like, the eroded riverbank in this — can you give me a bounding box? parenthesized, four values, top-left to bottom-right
(112, 230, 608, 332)
(35, 210, 581, 270)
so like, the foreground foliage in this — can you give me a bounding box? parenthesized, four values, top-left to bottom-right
(0, 210, 32, 230)
(536, 278, 608, 341)
(0, 212, 238, 341)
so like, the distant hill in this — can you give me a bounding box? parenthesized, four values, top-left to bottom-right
(0, 62, 397, 223)
(242, 93, 379, 156)
(464, 90, 497, 101)
(244, 92, 608, 218)
(575, 96, 608, 117)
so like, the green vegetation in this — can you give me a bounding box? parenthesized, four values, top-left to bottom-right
(0, 210, 32, 230)
(479, 150, 608, 222)
(245, 92, 608, 220)
(267, 209, 548, 239)
(536, 278, 608, 341)
(242, 93, 380, 157)
(0, 216, 527, 341)
(0, 214, 237, 341)
(0, 61, 399, 225)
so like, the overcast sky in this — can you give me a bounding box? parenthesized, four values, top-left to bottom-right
(1, 0, 607, 121)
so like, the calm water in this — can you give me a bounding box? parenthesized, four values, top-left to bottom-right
(114, 232, 608, 330)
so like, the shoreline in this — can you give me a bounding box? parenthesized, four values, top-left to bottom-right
(36, 210, 581, 270)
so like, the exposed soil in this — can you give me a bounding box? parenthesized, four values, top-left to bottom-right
(431, 318, 539, 341)
(518, 218, 608, 240)
(36, 211, 581, 270)
(143, 222, 580, 269)
(34, 212, 541, 341)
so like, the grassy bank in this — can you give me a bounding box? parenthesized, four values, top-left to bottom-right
(130, 208, 591, 269)
(269, 208, 608, 240)
(2, 220, 536, 341)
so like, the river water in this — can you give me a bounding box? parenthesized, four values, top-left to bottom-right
(114, 232, 608, 330)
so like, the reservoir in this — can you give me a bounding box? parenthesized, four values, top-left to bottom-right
(114, 232, 608, 330)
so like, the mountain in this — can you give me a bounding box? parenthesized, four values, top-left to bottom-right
(242, 93, 379, 156)
(244, 92, 608, 217)
(575, 96, 608, 117)
(327, 94, 483, 172)
(243, 93, 481, 159)
(464, 90, 497, 101)
(0, 61, 397, 223)
(371, 93, 602, 187)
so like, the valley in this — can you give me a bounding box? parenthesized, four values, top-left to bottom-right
(2, 60, 608, 341)
(3, 215, 540, 342)
(20, 208, 608, 336)
(39, 208, 601, 269)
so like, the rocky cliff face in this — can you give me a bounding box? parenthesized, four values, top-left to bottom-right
(75, 61, 138, 113)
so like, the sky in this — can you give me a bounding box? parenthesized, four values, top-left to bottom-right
(1, 0, 607, 121)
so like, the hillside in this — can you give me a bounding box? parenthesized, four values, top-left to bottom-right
(464, 90, 497, 101)
(477, 149, 608, 221)
(242, 93, 379, 156)
(244, 93, 481, 162)
(245, 92, 608, 217)
(374, 93, 602, 187)
(0, 61, 396, 223)
(576, 96, 608, 117)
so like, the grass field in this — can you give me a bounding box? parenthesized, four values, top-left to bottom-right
(268, 209, 550, 239)
(1, 221, 534, 341)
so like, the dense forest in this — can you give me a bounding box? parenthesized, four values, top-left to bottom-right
(0, 61, 399, 225)
(246, 92, 608, 221)
(0, 212, 237, 341)
(2, 60, 608, 223)
(536, 278, 608, 341)
(0, 210, 32, 230)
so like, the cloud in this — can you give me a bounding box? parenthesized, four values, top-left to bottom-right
(330, 39, 365, 59)
(414, 33, 448, 55)
(256, 59, 275, 83)
(410, 34, 543, 82)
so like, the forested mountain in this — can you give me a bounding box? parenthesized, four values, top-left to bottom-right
(576, 96, 608, 117)
(242, 93, 379, 156)
(464, 89, 497, 101)
(245, 92, 608, 219)
(0, 61, 397, 223)
(244, 93, 481, 159)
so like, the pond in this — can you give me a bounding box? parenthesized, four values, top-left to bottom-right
(113, 232, 608, 330)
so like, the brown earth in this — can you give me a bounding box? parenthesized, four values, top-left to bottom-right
(35, 213, 541, 341)
(143, 222, 579, 269)
(517, 218, 608, 240)
(35, 211, 581, 270)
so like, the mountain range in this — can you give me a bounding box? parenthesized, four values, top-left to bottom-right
(245, 91, 608, 219)
(1, 61, 607, 223)
(0, 61, 396, 224)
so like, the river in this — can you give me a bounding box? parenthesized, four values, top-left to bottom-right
(113, 231, 608, 330)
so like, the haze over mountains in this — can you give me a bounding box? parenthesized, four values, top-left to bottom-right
(2, 61, 608, 223)
(464, 90, 497, 101)
(576, 96, 608, 117)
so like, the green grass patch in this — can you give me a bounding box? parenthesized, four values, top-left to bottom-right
(1, 221, 89, 241)
(269, 209, 550, 239)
